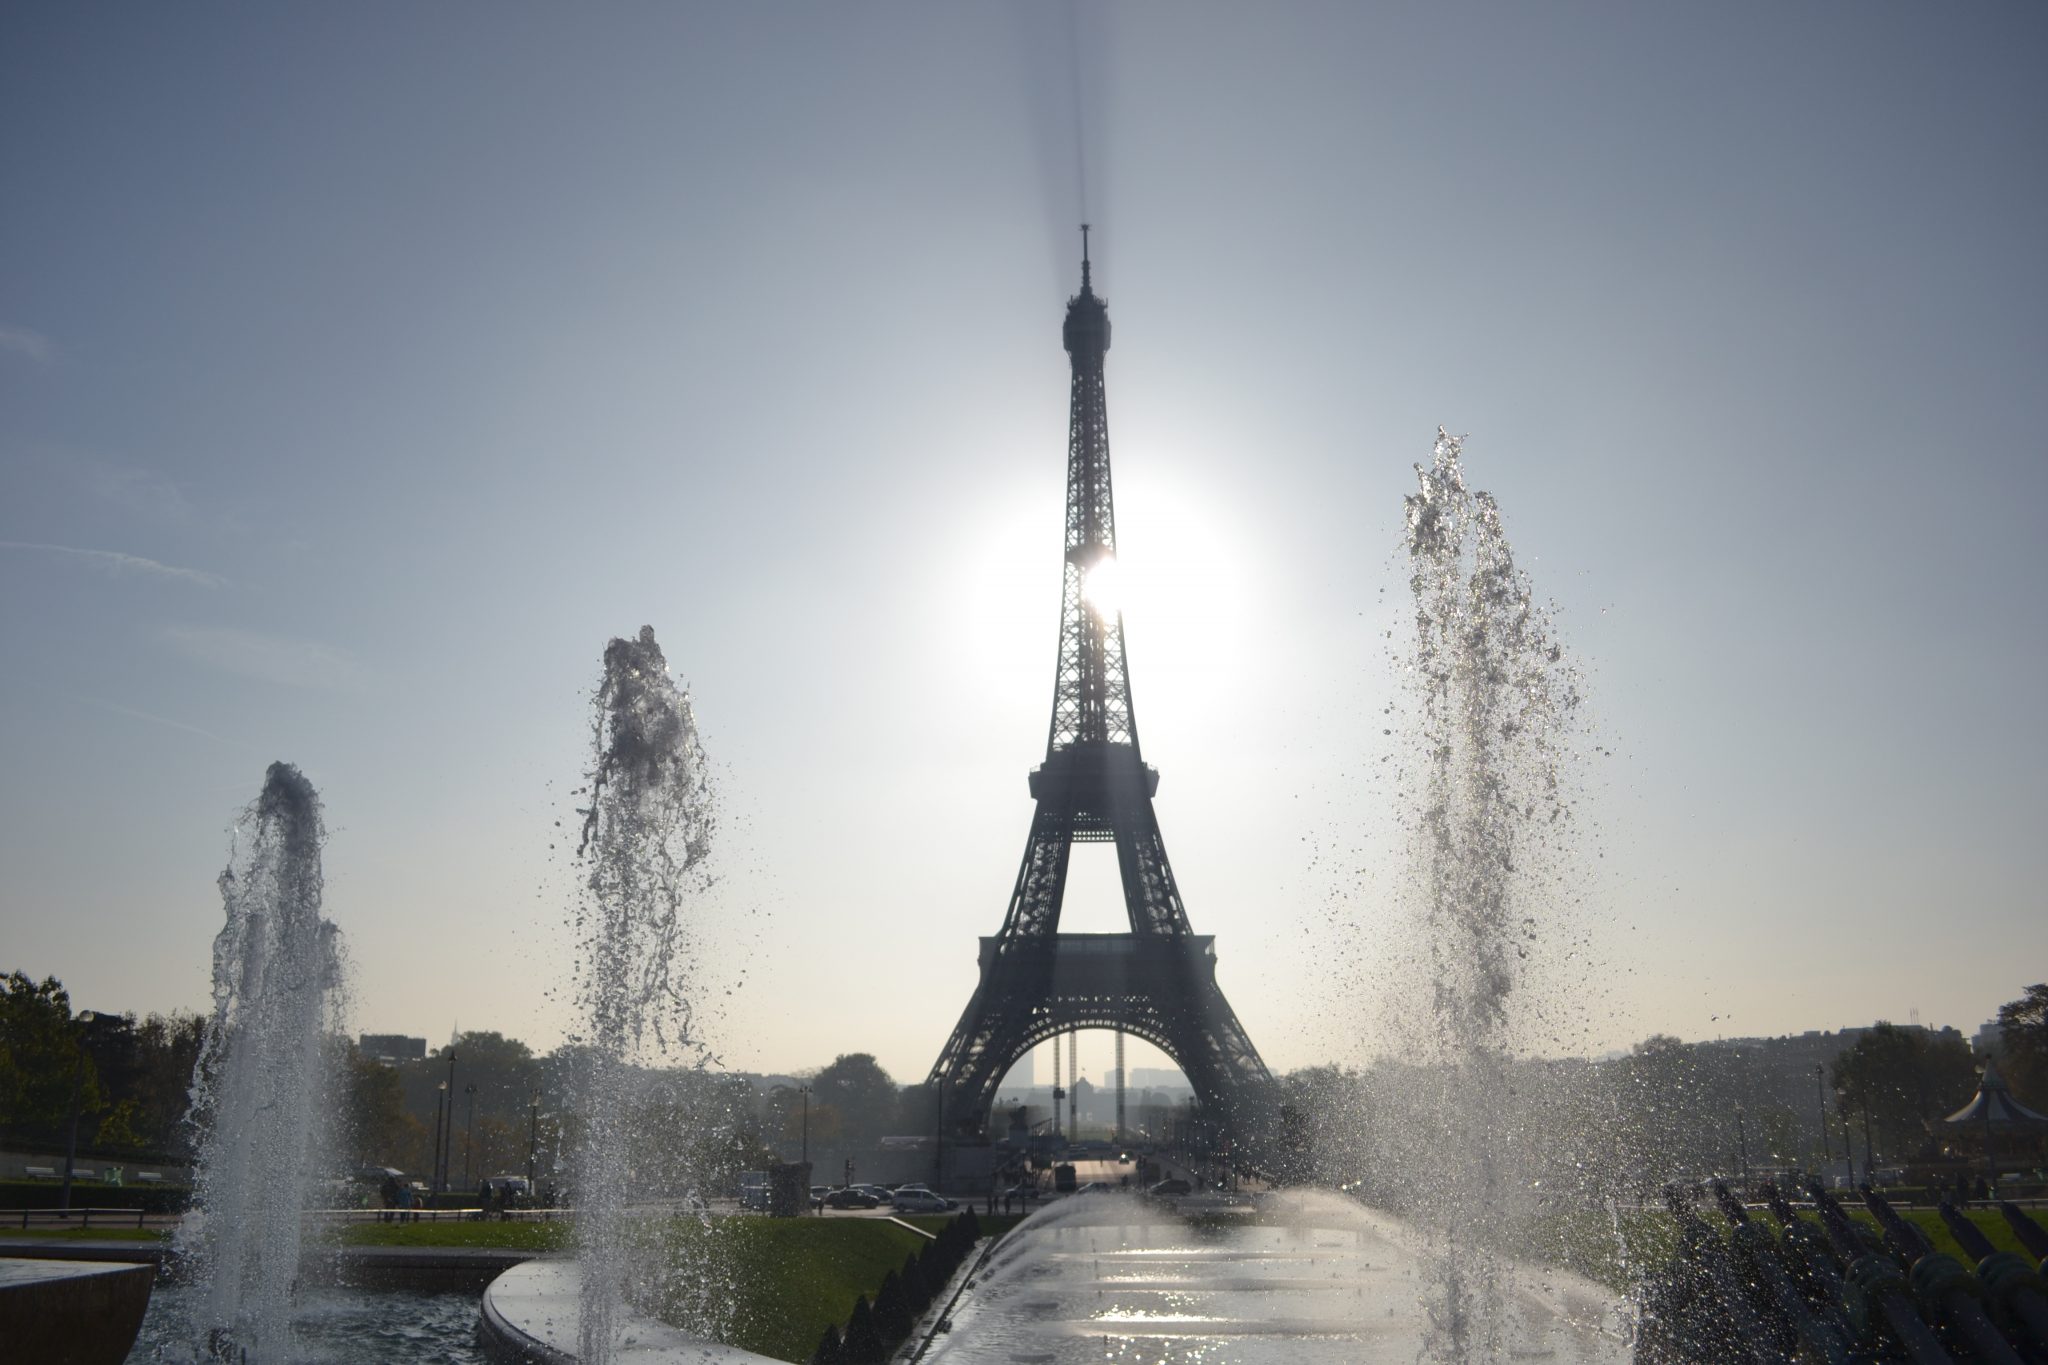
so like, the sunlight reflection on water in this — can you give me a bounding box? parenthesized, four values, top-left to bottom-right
(127, 1284, 486, 1364)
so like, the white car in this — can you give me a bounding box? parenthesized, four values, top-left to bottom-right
(892, 1189, 954, 1213)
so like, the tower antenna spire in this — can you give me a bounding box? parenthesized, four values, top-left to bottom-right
(1080, 223, 1092, 291)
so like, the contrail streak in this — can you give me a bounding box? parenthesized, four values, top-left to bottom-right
(0, 539, 224, 587)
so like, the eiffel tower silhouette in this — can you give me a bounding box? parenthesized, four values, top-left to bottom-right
(925, 231, 1274, 1146)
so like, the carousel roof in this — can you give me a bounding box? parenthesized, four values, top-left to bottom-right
(1944, 1059, 2048, 1127)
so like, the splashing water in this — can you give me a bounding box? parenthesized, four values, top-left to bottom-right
(572, 626, 715, 1363)
(177, 762, 343, 1363)
(1401, 430, 1581, 1360)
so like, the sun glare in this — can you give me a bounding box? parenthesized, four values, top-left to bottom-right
(1082, 555, 1123, 617)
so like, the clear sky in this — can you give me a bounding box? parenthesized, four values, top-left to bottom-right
(4, 4, 2044, 1088)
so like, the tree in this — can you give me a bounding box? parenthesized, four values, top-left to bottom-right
(0, 972, 102, 1144)
(1997, 984, 2048, 1105)
(1834, 1023, 1978, 1159)
(128, 1012, 205, 1154)
(810, 1054, 899, 1143)
(95, 1099, 146, 1151)
(342, 1043, 412, 1167)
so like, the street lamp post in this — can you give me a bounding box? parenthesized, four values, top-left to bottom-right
(440, 1049, 458, 1196)
(1816, 1065, 1831, 1181)
(1840, 1105, 1855, 1186)
(527, 1092, 541, 1188)
(462, 1082, 478, 1189)
(58, 1010, 97, 1215)
(1735, 1104, 1750, 1196)
(797, 1085, 810, 1164)
(432, 1083, 448, 1196)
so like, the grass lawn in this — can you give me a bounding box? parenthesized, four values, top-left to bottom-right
(335, 1214, 983, 1361)
(1530, 1203, 2035, 1294)
(641, 1217, 947, 1363)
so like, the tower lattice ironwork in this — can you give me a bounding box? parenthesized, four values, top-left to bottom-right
(925, 232, 1274, 1145)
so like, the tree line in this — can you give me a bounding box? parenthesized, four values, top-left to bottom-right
(10, 965, 2045, 1192)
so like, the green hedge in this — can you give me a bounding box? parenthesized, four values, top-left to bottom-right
(0, 1180, 190, 1213)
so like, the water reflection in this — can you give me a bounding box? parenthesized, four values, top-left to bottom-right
(922, 1191, 1629, 1365)
(127, 1284, 486, 1364)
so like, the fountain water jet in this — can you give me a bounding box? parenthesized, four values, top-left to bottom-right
(176, 761, 343, 1363)
(1399, 429, 1582, 1360)
(571, 626, 716, 1363)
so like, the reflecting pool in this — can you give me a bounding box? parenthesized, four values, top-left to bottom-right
(922, 1191, 1631, 1365)
(126, 1284, 486, 1364)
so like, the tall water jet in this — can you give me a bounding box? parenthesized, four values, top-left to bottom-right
(572, 626, 715, 1363)
(1400, 429, 1581, 1360)
(177, 761, 343, 1362)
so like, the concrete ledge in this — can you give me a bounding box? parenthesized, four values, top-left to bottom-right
(0, 1239, 163, 1264)
(333, 1243, 544, 1292)
(479, 1258, 780, 1364)
(0, 1239, 539, 1292)
(0, 1257, 155, 1365)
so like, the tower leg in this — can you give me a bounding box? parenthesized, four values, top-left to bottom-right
(1068, 1032, 1078, 1137)
(1115, 1029, 1126, 1143)
(1052, 1039, 1062, 1139)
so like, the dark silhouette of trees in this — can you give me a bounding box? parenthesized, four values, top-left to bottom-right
(341, 1040, 413, 1168)
(0, 972, 102, 1145)
(809, 1053, 898, 1143)
(123, 1012, 204, 1152)
(837, 1294, 884, 1364)
(1997, 983, 2048, 1104)
(1833, 1021, 1978, 1159)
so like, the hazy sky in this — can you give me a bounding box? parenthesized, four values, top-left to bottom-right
(4, 4, 2044, 1089)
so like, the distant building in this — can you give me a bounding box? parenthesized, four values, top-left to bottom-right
(1131, 1066, 1189, 1091)
(358, 1033, 427, 1063)
(1974, 1018, 2004, 1056)
(1126, 1067, 1191, 1102)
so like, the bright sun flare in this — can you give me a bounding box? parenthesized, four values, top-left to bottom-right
(1081, 555, 1123, 617)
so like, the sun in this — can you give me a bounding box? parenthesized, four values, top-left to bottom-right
(1081, 554, 1123, 619)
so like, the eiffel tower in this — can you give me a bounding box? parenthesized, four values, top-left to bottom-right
(926, 231, 1274, 1147)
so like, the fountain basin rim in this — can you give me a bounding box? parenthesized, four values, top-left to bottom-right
(479, 1258, 780, 1364)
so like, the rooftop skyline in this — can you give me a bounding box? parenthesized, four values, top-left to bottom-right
(3, 5, 2044, 1086)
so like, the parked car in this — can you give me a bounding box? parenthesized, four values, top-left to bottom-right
(824, 1187, 881, 1209)
(892, 1189, 954, 1213)
(852, 1184, 894, 1204)
(1148, 1178, 1192, 1197)
(1073, 1182, 1113, 1195)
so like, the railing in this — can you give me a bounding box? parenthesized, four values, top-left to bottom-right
(13, 1206, 162, 1231)
(309, 1206, 568, 1225)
